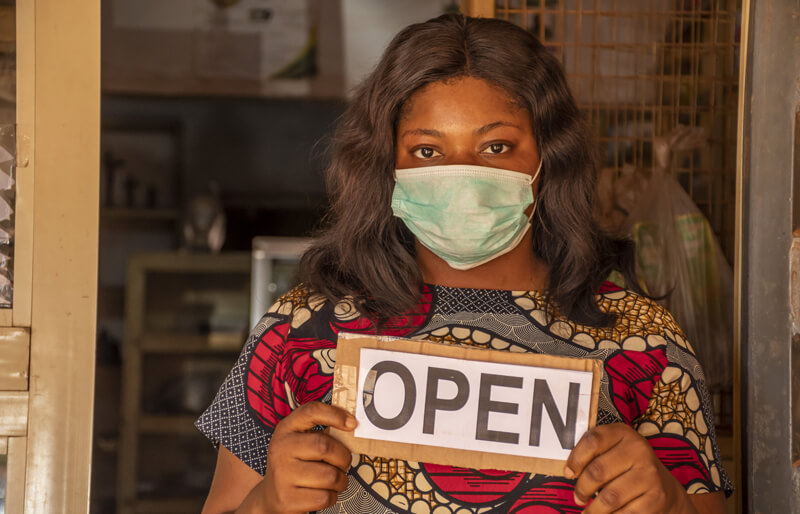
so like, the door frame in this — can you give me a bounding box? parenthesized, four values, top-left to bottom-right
(734, 0, 800, 511)
(12, 0, 101, 512)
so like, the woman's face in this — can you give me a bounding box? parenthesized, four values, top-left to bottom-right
(395, 76, 541, 179)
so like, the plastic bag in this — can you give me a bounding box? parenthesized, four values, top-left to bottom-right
(624, 168, 733, 390)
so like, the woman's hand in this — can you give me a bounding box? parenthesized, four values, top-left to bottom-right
(258, 402, 357, 514)
(564, 423, 696, 514)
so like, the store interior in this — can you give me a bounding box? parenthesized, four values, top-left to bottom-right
(87, 1, 742, 513)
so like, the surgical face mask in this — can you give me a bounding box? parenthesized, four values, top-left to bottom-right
(391, 162, 542, 270)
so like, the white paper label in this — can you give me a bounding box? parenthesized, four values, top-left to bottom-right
(354, 348, 594, 462)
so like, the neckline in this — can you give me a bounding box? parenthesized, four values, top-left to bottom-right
(422, 281, 625, 297)
(423, 282, 549, 296)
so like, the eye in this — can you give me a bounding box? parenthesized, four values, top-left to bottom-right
(483, 143, 511, 155)
(412, 147, 440, 159)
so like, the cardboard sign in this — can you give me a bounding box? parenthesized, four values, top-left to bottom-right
(330, 334, 603, 475)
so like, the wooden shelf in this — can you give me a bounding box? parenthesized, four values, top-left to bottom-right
(138, 332, 245, 354)
(119, 252, 251, 512)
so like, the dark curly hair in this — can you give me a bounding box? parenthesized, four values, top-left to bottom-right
(299, 13, 639, 327)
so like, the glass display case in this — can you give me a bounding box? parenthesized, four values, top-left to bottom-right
(250, 236, 311, 327)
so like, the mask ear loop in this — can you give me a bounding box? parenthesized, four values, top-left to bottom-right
(526, 159, 544, 223)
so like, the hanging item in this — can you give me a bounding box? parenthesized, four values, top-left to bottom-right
(623, 126, 733, 390)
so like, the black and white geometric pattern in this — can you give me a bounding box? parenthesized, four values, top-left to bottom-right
(194, 314, 284, 476)
(433, 285, 521, 315)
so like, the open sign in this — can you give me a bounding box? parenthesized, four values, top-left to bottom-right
(330, 335, 602, 475)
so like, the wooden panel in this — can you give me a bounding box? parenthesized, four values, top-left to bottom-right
(733, 2, 749, 513)
(460, 0, 494, 18)
(0, 435, 7, 454)
(6, 437, 27, 514)
(0, 309, 11, 327)
(0, 392, 27, 436)
(793, 235, 800, 466)
(13, 0, 35, 328)
(0, 327, 29, 389)
(23, 0, 100, 512)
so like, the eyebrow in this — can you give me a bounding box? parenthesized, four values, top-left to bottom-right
(475, 121, 521, 135)
(400, 121, 521, 139)
(401, 128, 444, 138)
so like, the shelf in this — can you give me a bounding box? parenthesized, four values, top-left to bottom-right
(139, 415, 198, 435)
(120, 252, 252, 511)
(138, 332, 245, 354)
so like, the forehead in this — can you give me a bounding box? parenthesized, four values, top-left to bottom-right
(398, 77, 528, 127)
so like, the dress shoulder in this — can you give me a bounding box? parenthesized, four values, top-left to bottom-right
(513, 288, 691, 353)
(266, 284, 331, 329)
(601, 289, 685, 334)
(598, 289, 699, 358)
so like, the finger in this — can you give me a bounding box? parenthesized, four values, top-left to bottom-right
(608, 491, 657, 514)
(572, 443, 634, 505)
(581, 468, 648, 514)
(286, 431, 353, 471)
(564, 424, 626, 479)
(291, 460, 350, 492)
(279, 401, 358, 433)
(286, 486, 340, 513)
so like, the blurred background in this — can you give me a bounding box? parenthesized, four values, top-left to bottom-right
(84, 0, 742, 512)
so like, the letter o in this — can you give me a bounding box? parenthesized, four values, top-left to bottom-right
(363, 361, 416, 430)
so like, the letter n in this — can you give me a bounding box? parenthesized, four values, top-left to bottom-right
(529, 379, 580, 450)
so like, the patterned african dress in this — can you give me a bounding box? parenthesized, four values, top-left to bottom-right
(195, 282, 733, 513)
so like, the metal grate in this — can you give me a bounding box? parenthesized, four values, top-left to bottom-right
(495, 0, 741, 261)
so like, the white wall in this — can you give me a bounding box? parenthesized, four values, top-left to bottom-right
(341, 0, 455, 94)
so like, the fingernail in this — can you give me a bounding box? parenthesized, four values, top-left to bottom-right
(563, 466, 575, 479)
(345, 416, 357, 429)
(573, 493, 586, 506)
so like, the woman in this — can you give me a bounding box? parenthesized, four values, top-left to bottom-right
(197, 14, 732, 513)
